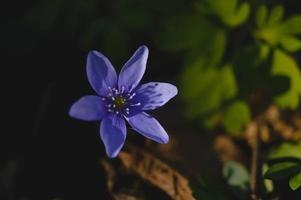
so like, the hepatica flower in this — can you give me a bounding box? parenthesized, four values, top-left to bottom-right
(69, 45, 178, 158)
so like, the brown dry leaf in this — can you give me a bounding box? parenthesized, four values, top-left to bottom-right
(264, 105, 280, 123)
(118, 146, 195, 200)
(145, 134, 179, 162)
(113, 194, 143, 200)
(259, 124, 270, 143)
(245, 121, 258, 148)
(243, 105, 301, 144)
(213, 135, 241, 162)
(292, 114, 301, 129)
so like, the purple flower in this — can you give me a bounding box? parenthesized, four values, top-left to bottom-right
(69, 45, 178, 158)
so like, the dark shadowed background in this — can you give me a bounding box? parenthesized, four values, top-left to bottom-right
(1, 0, 301, 200)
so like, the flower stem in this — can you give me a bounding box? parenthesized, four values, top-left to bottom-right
(250, 120, 261, 200)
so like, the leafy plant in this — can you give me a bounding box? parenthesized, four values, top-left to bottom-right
(265, 142, 301, 190)
(158, 1, 301, 136)
(157, 0, 301, 197)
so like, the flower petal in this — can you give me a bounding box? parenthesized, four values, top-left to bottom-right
(87, 51, 117, 96)
(69, 95, 106, 121)
(100, 114, 126, 158)
(134, 82, 178, 110)
(118, 45, 149, 91)
(127, 112, 169, 144)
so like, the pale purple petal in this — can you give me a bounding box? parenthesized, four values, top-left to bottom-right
(69, 95, 106, 121)
(127, 112, 169, 144)
(134, 82, 178, 110)
(118, 45, 149, 91)
(87, 51, 117, 96)
(100, 114, 126, 158)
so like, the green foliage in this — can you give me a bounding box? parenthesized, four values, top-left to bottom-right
(289, 172, 301, 191)
(267, 141, 301, 160)
(255, 5, 301, 52)
(264, 162, 301, 180)
(204, 0, 250, 27)
(181, 64, 237, 120)
(157, 14, 226, 67)
(265, 142, 301, 190)
(271, 50, 301, 109)
(222, 101, 251, 136)
(262, 164, 274, 193)
(158, 1, 301, 135)
(223, 161, 250, 199)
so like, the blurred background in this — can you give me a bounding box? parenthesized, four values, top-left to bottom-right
(1, 0, 301, 199)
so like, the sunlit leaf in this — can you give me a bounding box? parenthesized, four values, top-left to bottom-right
(266, 142, 301, 185)
(262, 164, 274, 193)
(264, 162, 301, 180)
(272, 50, 301, 109)
(225, 2, 250, 27)
(289, 172, 301, 191)
(255, 7, 301, 52)
(267, 141, 301, 160)
(279, 35, 301, 52)
(267, 5, 284, 26)
(207, 0, 250, 27)
(223, 101, 251, 135)
(182, 64, 237, 118)
(282, 16, 301, 34)
(185, 28, 226, 68)
(255, 5, 268, 28)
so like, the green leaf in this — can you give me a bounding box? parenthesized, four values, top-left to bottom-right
(208, 0, 236, 18)
(262, 164, 274, 193)
(266, 143, 301, 189)
(207, 0, 250, 27)
(264, 162, 301, 180)
(272, 50, 301, 109)
(225, 2, 250, 27)
(282, 16, 301, 34)
(182, 64, 237, 118)
(289, 172, 301, 191)
(223, 161, 250, 199)
(223, 101, 251, 135)
(279, 35, 301, 52)
(255, 5, 268, 28)
(255, 8, 301, 51)
(186, 28, 226, 68)
(267, 141, 301, 160)
(268, 5, 284, 26)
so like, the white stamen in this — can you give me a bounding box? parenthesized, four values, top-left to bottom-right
(128, 93, 136, 100)
(101, 97, 106, 101)
(128, 84, 135, 92)
(115, 111, 119, 114)
(112, 88, 119, 94)
(111, 97, 115, 101)
(106, 104, 112, 108)
(108, 109, 113, 112)
(130, 102, 141, 107)
(113, 104, 116, 108)
(120, 86, 125, 94)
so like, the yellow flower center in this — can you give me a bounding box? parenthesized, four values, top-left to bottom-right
(114, 96, 127, 108)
